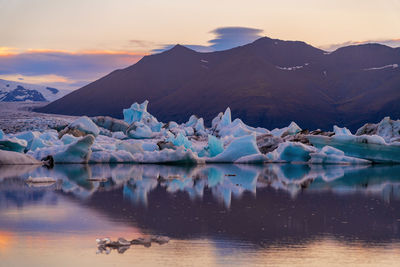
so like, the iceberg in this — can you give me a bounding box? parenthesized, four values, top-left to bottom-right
(132, 147, 203, 164)
(29, 135, 95, 163)
(207, 135, 224, 157)
(356, 117, 400, 143)
(266, 142, 316, 163)
(206, 134, 262, 163)
(271, 122, 301, 137)
(309, 146, 371, 165)
(0, 137, 27, 153)
(333, 125, 352, 136)
(59, 116, 100, 138)
(308, 134, 400, 163)
(168, 133, 192, 149)
(92, 116, 129, 133)
(0, 150, 41, 165)
(126, 122, 153, 139)
(1, 99, 399, 166)
(123, 100, 162, 132)
(116, 141, 144, 155)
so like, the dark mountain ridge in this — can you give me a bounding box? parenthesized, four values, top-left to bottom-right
(37, 37, 400, 131)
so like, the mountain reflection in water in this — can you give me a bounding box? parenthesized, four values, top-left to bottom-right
(0, 163, 400, 266)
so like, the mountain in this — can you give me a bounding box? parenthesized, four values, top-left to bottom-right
(36, 37, 400, 131)
(0, 79, 69, 102)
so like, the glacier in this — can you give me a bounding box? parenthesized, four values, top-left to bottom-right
(0, 100, 399, 165)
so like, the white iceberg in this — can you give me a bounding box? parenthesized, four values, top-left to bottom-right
(266, 142, 316, 163)
(206, 134, 262, 163)
(308, 134, 400, 163)
(126, 122, 153, 139)
(356, 117, 400, 143)
(309, 146, 371, 165)
(0, 150, 41, 165)
(123, 100, 162, 132)
(29, 135, 95, 163)
(333, 125, 352, 135)
(60, 116, 100, 137)
(0, 137, 27, 153)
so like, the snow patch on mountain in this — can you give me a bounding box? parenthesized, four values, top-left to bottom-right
(0, 79, 70, 102)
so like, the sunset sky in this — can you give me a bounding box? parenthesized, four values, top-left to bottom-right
(1, 0, 399, 89)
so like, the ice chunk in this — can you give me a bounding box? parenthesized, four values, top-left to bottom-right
(271, 122, 301, 137)
(266, 142, 317, 163)
(309, 146, 371, 164)
(60, 116, 100, 137)
(112, 131, 127, 139)
(211, 107, 232, 132)
(123, 101, 148, 124)
(333, 125, 352, 135)
(29, 135, 95, 163)
(0, 130, 3, 139)
(207, 134, 261, 162)
(185, 115, 198, 127)
(235, 153, 267, 164)
(0, 137, 27, 153)
(168, 133, 192, 149)
(123, 100, 162, 132)
(0, 150, 41, 165)
(184, 127, 194, 136)
(256, 134, 283, 154)
(91, 116, 129, 132)
(207, 135, 224, 157)
(219, 119, 254, 137)
(13, 131, 40, 149)
(356, 117, 400, 143)
(61, 134, 77, 145)
(132, 147, 203, 164)
(116, 141, 144, 155)
(308, 134, 400, 163)
(89, 150, 136, 163)
(219, 107, 232, 129)
(126, 122, 153, 139)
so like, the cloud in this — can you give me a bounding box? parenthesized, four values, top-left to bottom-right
(0, 49, 145, 90)
(320, 38, 400, 51)
(208, 27, 264, 50)
(152, 26, 264, 54)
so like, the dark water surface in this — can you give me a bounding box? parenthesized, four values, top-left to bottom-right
(1, 163, 400, 266)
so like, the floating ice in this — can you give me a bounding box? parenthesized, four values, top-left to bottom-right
(0, 137, 27, 153)
(207, 135, 224, 157)
(267, 142, 316, 163)
(207, 134, 261, 163)
(168, 133, 192, 149)
(123, 100, 162, 132)
(29, 135, 95, 163)
(0, 150, 40, 165)
(356, 117, 400, 143)
(271, 122, 301, 137)
(333, 125, 352, 135)
(309, 146, 370, 165)
(308, 134, 400, 163)
(60, 116, 100, 137)
(126, 122, 153, 139)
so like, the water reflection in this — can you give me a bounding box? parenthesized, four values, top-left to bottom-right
(1, 163, 400, 265)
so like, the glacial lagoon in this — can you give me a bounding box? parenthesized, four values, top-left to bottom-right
(1, 163, 400, 266)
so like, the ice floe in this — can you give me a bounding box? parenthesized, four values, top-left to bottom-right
(1, 100, 399, 165)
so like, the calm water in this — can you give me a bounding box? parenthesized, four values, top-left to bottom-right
(1, 163, 400, 266)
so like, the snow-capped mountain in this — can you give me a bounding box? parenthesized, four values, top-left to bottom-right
(0, 79, 70, 102)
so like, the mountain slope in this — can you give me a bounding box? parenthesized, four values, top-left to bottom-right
(36, 37, 400, 130)
(0, 79, 70, 102)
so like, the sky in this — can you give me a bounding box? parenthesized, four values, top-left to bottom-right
(0, 0, 399, 90)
